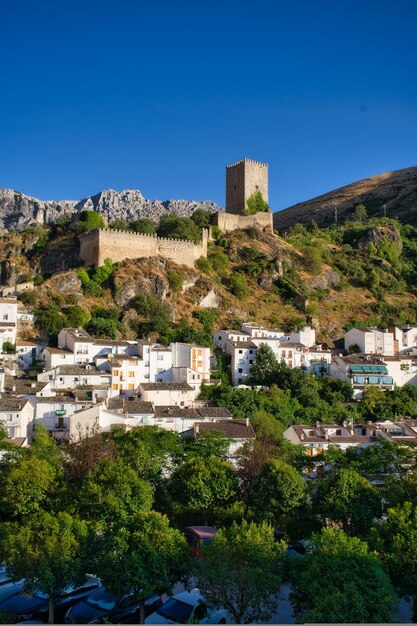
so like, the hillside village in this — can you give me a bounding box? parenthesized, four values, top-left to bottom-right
(1, 160, 417, 624)
(1, 159, 417, 454)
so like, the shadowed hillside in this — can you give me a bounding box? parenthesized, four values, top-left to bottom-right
(274, 166, 417, 231)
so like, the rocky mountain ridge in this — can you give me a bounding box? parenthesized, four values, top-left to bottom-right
(274, 165, 417, 231)
(0, 188, 222, 230)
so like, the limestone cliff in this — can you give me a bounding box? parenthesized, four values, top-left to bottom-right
(0, 188, 222, 231)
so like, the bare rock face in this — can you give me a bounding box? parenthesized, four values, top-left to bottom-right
(307, 268, 341, 290)
(199, 288, 220, 308)
(0, 188, 222, 231)
(46, 271, 83, 295)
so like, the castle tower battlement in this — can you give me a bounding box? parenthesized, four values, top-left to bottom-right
(226, 157, 269, 215)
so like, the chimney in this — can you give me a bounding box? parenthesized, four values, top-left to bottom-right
(324, 431, 329, 440)
(195, 424, 199, 434)
(300, 433, 305, 441)
(12, 385, 16, 392)
(31, 382, 36, 388)
(246, 418, 249, 428)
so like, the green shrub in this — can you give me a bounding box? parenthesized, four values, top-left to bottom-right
(34, 274, 44, 286)
(157, 215, 201, 243)
(2, 342, 16, 354)
(245, 191, 269, 215)
(19, 289, 40, 306)
(63, 305, 91, 327)
(167, 270, 183, 293)
(76, 210, 105, 233)
(129, 219, 156, 235)
(195, 257, 212, 273)
(302, 246, 322, 275)
(83, 281, 102, 297)
(208, 250, 229, 274)
(229, 273, 249, 300)
(191, 208, 212, 229)
(211, 226, 221, 239)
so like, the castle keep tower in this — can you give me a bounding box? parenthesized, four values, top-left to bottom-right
(226, 158, 269, 215)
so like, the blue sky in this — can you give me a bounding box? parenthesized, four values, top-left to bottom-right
(0, 0, 416, 212)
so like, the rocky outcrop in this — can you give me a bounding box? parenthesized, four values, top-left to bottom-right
(307, 268, 340, 290)
(0, 188, 222, 231)
(357, 223, 403, 255)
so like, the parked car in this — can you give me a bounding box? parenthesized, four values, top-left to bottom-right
(184, 526, 217, 557)
(64, 585, 163, 624)
(145, 589, 230, 624)
(0, 576, 101, 623)
(0, 579, 26, 606)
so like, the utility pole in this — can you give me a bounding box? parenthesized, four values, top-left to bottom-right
(334, 204, 338, 226)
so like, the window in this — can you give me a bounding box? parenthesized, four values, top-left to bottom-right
(6, 414, 12, 421)
(157, 354, 164, 360)
(238, 378, 243, 384)
(3, 314, 8, 321)
(128, 383, 135, 390)
(238, 368, 243, 373)
(112, 384, 118, 390)
(336, 429, 342, 436)
(239, 350, 243, 354)
(361, 428, 367, 436)
(249, 360, 253, 364)
(249, 350, 253, 354)
(282, 350, 286, 358)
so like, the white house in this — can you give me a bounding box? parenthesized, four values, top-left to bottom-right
(0, 297, 18, 351)
(15, 340, 43, 369)
(139, 382, 197, 407)
(284, 422, 385, 456)
(38, 364, 111, 391)
(171, 343, 211, 382)
(43, 347, 76, 370)
(0, 396, 34, 442)
(226, 340, 258, 386)
(393, 325, 417, 354)
(330, 355, 394, 399)
(344, 327, 395, 356)
(153, 406, 232, 434)
(284, 326, 316, 348)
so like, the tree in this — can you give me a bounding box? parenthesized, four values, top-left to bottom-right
(168, 455, 238, 524)
(289, 528, 397, 624)
(62, 305, 90, 328)
(78, 459, 153, 524)
(109, 219, 128, 231)
(129, 218, 156, 235)
(252, 459, 306, 526)
(64, 434, 116, 484)
(195, 521, 285, 624)
(157, 215, 201, 243)
(236, 440, 275, 517)
(0, 457, 56, 520)
(316, 468, 381, 536)
(35, 306, 66, 339)
(0, 511, 89, 624)
(353, 203, 368, 223)
(245, 191, 269, 215)
(191, 208, 212, 229)
(183, 431, 231, 461)
(249, 343, 279, 385)
(370, 501, 417, 595)
(76, 210, 105, 233)
(93, 511, 191, 624)
(229, 273, 248, 300)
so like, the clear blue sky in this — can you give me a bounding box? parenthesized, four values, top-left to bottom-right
(0, 0, 416, 212)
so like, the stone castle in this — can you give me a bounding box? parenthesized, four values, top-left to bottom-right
(79, 158, 273, 268)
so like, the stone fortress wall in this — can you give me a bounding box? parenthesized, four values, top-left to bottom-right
(79, 158, 273, 268)
(79, 228, 208, 268)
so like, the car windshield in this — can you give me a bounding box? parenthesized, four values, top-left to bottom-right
(87, 587, 119, 611)
(33, 590, 49, 600)
(157, 598, 194, 623)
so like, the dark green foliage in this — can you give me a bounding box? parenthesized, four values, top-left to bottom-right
(88, 257, 114, 285)
(19, 289, 40, 306)
(167, 270, 183, 293)
(252, 459, 306, 525)
(1, 342, 15, 354)
(196, 521, 285, 624)
(129, 219, 156, 235)
(238, 246, 269, 277)
(168, 455, 239, 523)
(249, 343, 279, 385)
(289, 528, 397, 624)
(191, 208, 212, 229)
(169, 319, 213, 347)
(157, 215, 201, 243)
(87, 306, 124, 338)
(208, 249, 229, 274)
(63, 305, 90, 328)
(315, 468, 381, 536)
(35, 304, 66, 339)
(76, 210, 105, 233)
(109, 219, 128, 231)
(302, 245, 322, 274)
(245, 191, 269, 215)
(229, 272, 248, 300)
(132, 292, 172, 339)
(195, 256, 212, 273)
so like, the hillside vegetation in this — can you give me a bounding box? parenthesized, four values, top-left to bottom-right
(3, 203, 417, 348)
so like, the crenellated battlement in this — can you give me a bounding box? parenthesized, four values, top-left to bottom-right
(79, 228, 208, 268)
(226, 157, 268, 169)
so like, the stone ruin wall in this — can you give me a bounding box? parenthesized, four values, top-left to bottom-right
(79, 228, 208, 268)
(213, 211, 273, 233)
